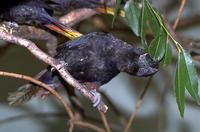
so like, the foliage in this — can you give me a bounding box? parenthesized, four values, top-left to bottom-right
(121, 0, 200, 117)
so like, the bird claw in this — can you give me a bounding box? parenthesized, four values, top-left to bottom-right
(57, 60, 68, 70)
(0, 22, 19, 34)
(90, 89, 102, 107)
(50, 67, 56, 72)
(51, 60, 68, 72)
(3, 21, 19, 28)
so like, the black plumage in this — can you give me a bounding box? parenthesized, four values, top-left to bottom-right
(41, 32, 159, 88)
(1, 0, 55, 25)
(8, 32, 159, 106)
(0, 0, 109, 25)
(0, 0, 82, 40)
(0, 0, 117, 39)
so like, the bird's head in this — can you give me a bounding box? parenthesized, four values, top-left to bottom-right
(117, 47, 159, 77)
(132, 52, 158, 76)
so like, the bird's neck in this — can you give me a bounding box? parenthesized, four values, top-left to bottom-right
(113, 45, 138, 72)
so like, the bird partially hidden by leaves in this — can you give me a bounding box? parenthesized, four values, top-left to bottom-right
(0, 0, 124, 39)
(8, 32, 159, 107)
(45, 0, 125, 16)
(0, 0, 82, 39)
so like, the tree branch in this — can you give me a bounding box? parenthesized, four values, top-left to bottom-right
(0, 26, 108, 113)
(99, 112, 111, 132)
(173, 0, 186, 30)
(0, 71, 74, 120)
(123, 77, 153, 132)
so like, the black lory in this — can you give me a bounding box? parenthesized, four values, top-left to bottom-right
(8, 32, 158, 106)
(42, 32, 158, 88)
(0, 0, 82, 39)
(0, 0, 124, 39)
(45, 0, 125, 17)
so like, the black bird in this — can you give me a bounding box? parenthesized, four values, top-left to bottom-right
(0, 0, 124, 39)
(45, 0, 124, 16)
(42, 32, 158, 87)
(0, 0, 82, 39)
(8, 32, 158, 106)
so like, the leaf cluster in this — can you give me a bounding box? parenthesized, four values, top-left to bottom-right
(115, 0, 200, 117)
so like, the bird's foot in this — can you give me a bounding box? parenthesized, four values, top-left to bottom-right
(0, 21, 19, 34)
(51, 60, 68, 72)
(83, 82, 101, 107)
(50, 67, 56, 72)
(90, 89, 102, 107)
(2, 21, 19, 28)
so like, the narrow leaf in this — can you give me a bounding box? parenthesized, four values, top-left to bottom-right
(174, 53, 186, 117)
(148, 29, 167, 60)
(124, 0, 140, 36)
(181, 49, 200, 102)
(112, 0, 122, 27)
(139, 0, 148, 39)
(160, 42, 172, 66)
(145, 1, 160, 36)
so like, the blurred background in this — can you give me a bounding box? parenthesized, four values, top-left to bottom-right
(0, 0, 200, 132)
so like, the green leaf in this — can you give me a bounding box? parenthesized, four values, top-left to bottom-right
(142, 39, 148, 51)
(160, 42, 172, 66)
(181, 49, 200, 102)
(112, 0, 122, 27)
(173, 49, 199, 117)
(174, 53, 186, 117)
(145, 1, 160, 36)
(124, 0, 140, 36)
(148, 29, 167, 60)
(139, 0, 148, 39)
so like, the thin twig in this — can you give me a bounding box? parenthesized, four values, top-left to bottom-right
(0, 28, 108, 113)
(68, 122, 74, 132)
(59, 8, 97, 26)
(123, 77, 153, 132)
(0, 71, 74, 119)
(99, 112, 111, 132)
(173, 0, 186, 30)
(58, 0, 116, 26)
(0, 111, 105, 132)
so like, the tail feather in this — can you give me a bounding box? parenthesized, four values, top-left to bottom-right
(41, 13, 83, 39)
(8, 84, 40, 105)
(8, 70, 62, 105)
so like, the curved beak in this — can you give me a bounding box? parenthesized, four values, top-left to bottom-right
(136, 67, 158, 77)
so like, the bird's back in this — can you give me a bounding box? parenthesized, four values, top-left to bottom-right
(55, 32, 120, 85)
(1, 0, 53, 24)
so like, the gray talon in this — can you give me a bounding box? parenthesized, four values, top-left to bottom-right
(90, 90, 101, 107)
(58, 61, 67, 70)
(50, 67, 56, 72)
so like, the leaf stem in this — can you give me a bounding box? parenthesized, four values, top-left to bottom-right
(145, 0, 182, 53)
